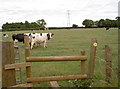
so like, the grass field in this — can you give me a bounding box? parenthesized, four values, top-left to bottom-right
(1, 28, 118, 87)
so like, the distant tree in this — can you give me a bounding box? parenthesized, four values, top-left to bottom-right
(94, 21, 99, 27)
(25, 21, 30, 28)
(97, 18, 117, 28)
(97, 19, 105, 27)
(82, 19, 94, 27)
(104, 19, 112, 27)
(2, 22, 8, 29)
(115, 16, 120, 20)
(111, 20, 117, 27)
(36, 19, 47, 28)
(31, 22, 39, 28)
(72, 24, 78, 28)
(116, 16, 120, 28)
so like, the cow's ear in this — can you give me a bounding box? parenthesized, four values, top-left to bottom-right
(52, 34, 54, 36)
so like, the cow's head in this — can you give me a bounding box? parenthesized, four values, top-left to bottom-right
(47, 33, 54, 40)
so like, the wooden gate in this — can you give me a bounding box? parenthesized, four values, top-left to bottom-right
(1, 37, 97, 87)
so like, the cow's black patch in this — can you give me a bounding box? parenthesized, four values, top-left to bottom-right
(12, 33, 24, 43)
(106, 27, 110, 30)
(47, 33, 50, 40)
(40, 33, 42, 36)
(3, 34, 6, 36)
(33, 36, 35, 39)
(29, 33, 31, 36)
(33, 33, 35, 34)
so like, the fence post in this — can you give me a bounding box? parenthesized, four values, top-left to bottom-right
(81, 51, 86, 74)
(105, 45, 112, 84)
(1, 41, 16, 87)
(0, 41, 1, 89)
(24, 36, 31, 81)
(88, 38, 97, 79)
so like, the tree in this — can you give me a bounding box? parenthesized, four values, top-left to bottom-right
(25, 21, 30, 28)
(82, 19, 94, 27)
(115, 16, 120, 20)
(31, 22, 39, 28)
(72, 24, 78, 28)
(111, 20, 117, 27)
(2, 22, 8, 29)
(116, 16, 120, 28)
(94, 21, 98, 27)
(104, 19, 112, 27)
(36, 19, 47, 27)
(97, 19, 105, 27)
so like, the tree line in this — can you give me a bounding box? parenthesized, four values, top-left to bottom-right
(82, 17, 118, 28)
(2, 19, 47, 31)
(2, 17, 119, 31)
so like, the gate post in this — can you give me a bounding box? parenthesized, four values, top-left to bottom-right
(81, 51, 86, 75)
(0, 41, 2, 88)
(88, 38, 97, 79)
(1, 41, 16, 87)
(24, 36, 32, 82)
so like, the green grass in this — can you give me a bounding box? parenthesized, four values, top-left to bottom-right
(1, 28, 118, 87)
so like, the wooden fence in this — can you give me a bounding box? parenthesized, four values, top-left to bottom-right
(1, 37, 97, 87)
(24, 36, 87, 86)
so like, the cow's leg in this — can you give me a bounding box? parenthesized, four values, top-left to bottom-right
(30, 42, 34, 49)
(13, 41, 16, 46)
(44, 41, 48, 48)
(22, 40, 25, 45)
(14, 39, 18, 46)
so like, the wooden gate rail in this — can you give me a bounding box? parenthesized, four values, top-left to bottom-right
(4, 62, 31, 70)
(26, 56, 87, 62)
(27, 74, 87, 82)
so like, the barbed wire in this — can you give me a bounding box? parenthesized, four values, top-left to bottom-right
(95, 56, 115, 72)
(96, 56, 106, 63)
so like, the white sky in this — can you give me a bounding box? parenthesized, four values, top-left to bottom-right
(0, 0, 119, 28)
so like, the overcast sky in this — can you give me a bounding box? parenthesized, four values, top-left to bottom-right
(0, 0, 119, 28)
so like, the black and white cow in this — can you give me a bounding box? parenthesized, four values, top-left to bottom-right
(3, 34, 8, 38)
(12, 33, 54, 49)
(30, 33, 54, 49)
